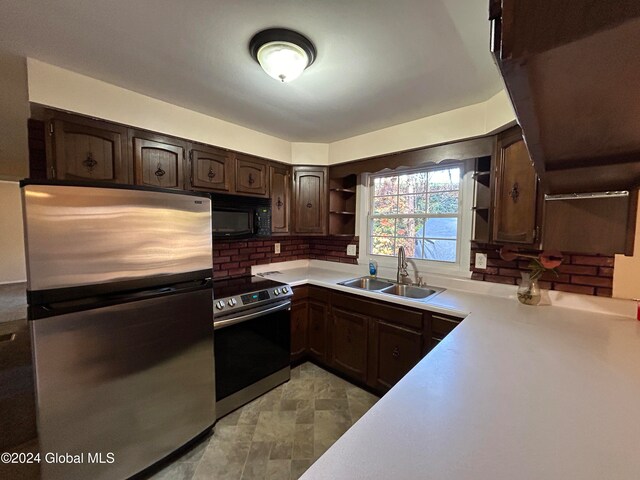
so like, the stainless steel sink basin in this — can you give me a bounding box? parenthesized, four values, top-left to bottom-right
(379, 284, 443, 299)
(338, 276, 444, 300)
(338, 277, 394, 290)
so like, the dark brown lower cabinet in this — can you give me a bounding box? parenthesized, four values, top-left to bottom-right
(330, 307, 369, 383)
(290, 286, 464, 394)
(290, 300, 308, 364)
(369, 319, 422, 391)
(307, 300, 328, 362)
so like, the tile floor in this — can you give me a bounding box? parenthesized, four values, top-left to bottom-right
(145, 362, 379, 480)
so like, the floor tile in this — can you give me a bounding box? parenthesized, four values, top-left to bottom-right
(154, 362, 378, 480)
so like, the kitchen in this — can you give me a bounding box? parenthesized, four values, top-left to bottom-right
(1, 1, 640, 479)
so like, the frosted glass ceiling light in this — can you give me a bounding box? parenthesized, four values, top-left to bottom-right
(250, 29, 316, 83)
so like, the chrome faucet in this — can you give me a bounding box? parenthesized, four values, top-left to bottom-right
(397, 246, 410, 284)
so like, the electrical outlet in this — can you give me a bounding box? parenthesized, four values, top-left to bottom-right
(347, 244, 357, 256)
(475, 253, 487, 270)
(274, 243, 281, 255)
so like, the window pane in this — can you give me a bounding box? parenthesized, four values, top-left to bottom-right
(371, 237, 395, 256)
(396, 217, 425, 238)
(373, 196, 398, 214)
(398, 172, 427, 194)
(428, 168, 460, 192)
(371, 218, 396, 237)
(427, 191, 459, 214)
(419, 239, 457, 262)
(397, 237, 420, 258)
(373, 176, 398, 197)
(424, 217, 457, 239)
(397, 194, 426, 214)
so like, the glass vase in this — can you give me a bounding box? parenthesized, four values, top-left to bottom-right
(517, 272, 541, 306)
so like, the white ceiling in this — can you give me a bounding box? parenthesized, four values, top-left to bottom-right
(0, 0, 503, 142)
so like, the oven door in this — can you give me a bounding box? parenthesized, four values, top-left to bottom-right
(213, 300, 291, 405)
(211, 207, 255, 238)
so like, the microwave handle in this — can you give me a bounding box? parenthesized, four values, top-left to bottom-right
(254, 211, 261, 233)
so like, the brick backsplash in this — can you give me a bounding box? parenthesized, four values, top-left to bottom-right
(470, 243, 614, 297)
(213, 236, 359, 280)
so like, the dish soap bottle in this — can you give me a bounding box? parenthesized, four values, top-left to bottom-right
(369, 260, 378, 278)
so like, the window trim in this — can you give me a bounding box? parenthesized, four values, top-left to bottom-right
(358, 161, 473, 279)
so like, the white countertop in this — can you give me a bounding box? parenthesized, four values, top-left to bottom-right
(255, 263, 640, 479)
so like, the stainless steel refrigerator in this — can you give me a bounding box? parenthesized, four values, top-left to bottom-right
(21, 181, 216, 480)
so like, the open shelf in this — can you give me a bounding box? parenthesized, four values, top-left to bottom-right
(329, 174, 358, 235)
(472, 155, 493, 243)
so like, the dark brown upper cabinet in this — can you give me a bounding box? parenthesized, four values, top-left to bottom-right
(269, 164, 291, 234)
(132, 132, 186, 190)
(234, 153, 268, 197)
(293, 166, 328, 235)
(190, 145, 233, 193)
(493, 127, 541, 246)
(47, 116, 129, 183)
(490, 0, 640, 194)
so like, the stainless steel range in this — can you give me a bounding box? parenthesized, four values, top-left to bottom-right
(213, 276, 292, 419)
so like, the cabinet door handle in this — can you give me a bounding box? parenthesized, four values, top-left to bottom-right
(508, 182, 520, 203)
(248, 173, 255, 185)
(155, 164, 166, 178)
(82, 152, 98, 172)
(276, 197, 284, 209)
(392, 346, 400, 358)
(306, 202, 313, 208)
(207, 167, 216, 180)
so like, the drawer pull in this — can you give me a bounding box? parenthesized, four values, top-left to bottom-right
(0, 333, 16, 343)
(392, 346, 400, 358)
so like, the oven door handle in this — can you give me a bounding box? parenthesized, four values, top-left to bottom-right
(214, 300, 291, 330)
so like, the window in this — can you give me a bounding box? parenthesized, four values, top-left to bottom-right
(369, 165, 462, 263)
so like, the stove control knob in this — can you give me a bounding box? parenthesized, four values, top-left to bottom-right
(228, 298, 236, 307)
(216, 301, 225, 310)
(274, 288, 280, 296)
(282, 287, 289, 294)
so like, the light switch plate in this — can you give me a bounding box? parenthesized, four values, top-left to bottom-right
(347, 244, 357, 256)
(274, 243, 281, 255)
(475, 252, 487, 270)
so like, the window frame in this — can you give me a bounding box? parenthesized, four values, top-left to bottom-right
(366, 162, 466, 270)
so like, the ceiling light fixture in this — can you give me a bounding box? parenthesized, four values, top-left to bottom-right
(249, 28, 316, 83)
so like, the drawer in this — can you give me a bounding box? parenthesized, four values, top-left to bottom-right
(431, 313, 463, 336)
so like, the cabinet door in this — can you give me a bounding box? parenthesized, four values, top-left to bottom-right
(493, 127, 540, 244)
(331, 306, 368, 383)
(235, 154, 268, 196)
(50, 118, 128, 183)
(293, 166, 327, 234)
(190, 146, 232, 192)
(290, 300, 308, 363)
(370, 320, 422, 391)
(270, 165, 291, 234)
(308, 300, 328, 363)
(133, 135, 185, 190)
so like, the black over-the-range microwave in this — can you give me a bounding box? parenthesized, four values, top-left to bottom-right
(211, 193, 271, 239)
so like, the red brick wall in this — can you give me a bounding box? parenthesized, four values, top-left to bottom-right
(470, 243, 614, 297)
(213, 236, 359, 280)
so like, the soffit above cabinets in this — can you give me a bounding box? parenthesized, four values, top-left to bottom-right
(0, 0, 503, 143)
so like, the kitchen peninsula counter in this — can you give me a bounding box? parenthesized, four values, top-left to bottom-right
(254, 264, 640, 480)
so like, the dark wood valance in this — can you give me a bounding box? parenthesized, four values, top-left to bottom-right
(329, 136, 494, 178)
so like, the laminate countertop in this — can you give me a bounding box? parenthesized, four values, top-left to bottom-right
(255, 266, 640, 480)
(0, 282, 26, 324)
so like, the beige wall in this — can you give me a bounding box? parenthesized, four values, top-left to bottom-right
(327, 90, 515, 164)
(613, 197, 640, 299)
(291, 143, 330, 165)
(0, 52, 29, 180)
(27, 58, 293, 163)
(0, 182, 26, 284)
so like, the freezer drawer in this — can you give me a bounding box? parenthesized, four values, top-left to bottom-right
(31, 288, 215, 480)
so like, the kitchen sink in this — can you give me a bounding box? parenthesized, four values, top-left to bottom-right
(339, 277, 394, 290)
(338, 276, 444, 300)
(379, 284, 443, 299)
